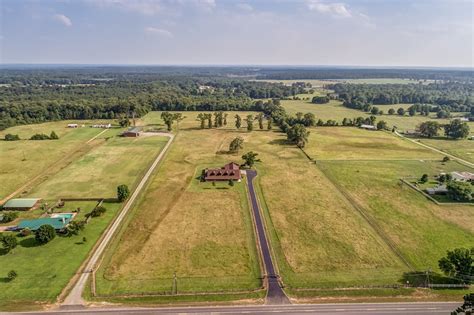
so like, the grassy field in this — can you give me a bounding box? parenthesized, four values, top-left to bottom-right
(0, 120, 120, 201)
(27, 135, 168, 199)
(0, 201, 121, 310)
(95, 112, 261, 296)
(418, 138, 474, 164)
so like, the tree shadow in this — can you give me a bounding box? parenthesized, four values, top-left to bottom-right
(268, 138, 290, 146)
(19, 237, 39, 248)
(0, 277, 12, 283)
(0, 248, 8, 256)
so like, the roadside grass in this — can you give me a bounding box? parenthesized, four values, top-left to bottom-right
(0, 201, 121, 308)
(317, 160, 474, 271)
(27, 135, 168, 199)
(95, 113, 261, 296)
(0, 120, 119, 200)
(305, 127, 442, 160)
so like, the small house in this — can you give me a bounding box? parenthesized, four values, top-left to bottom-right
(204, 162, 241, 182)
(359, 124, 377, 130)
(122, 127, 141, 137)
(2, 198, 42, 211)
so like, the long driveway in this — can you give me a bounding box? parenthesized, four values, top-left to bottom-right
(245, 170, 290, 305)
(62, 133, 174, 306)
(13, 302, 460, 314)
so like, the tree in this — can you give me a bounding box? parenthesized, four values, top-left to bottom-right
(206, 113, 212, 129)
(438, 247, 473, 283)
(50, 131, 59, 140)
(420, 174, 429, 183)
(235, 114, 242, 129)
(4, 134, 20, 141)
(444, 119, 470, 139)
(417, 121, 441, 138)
(161, 111, 175, 131)
(256, 113, 264, 130)
(229, 137, 244, 153)
(443, 156, 451, 162)
(173, 113, 185, 130)
(451, 293, 474, 315)
(65, 221, 86, 237)
(117, 184, 130, 202)
(242, 151, 260, 168)
(286, 124, 310, 148)
(371, 107, 380, 115)
(228, 179, 234, 187)
(312, 96, 329, 104)
(197, 113, 206, 129)
(35, 225, 56, 244)
(376, 120, 388, 130)
(7, 270, 17, 281)
(119, 116, 131, 127)
(408, 107, 416, 116)
(89, 205, 107, 217)
(303, 113, 316, 127)
(1, 234, 17, 253)
(267, 117, 272, 130)
(446, 181, 473, 202)
(245, 115, 254, 132)
(388, 108, 395, 115)
(437, 110, 450, 119)
(397, 108, 405, 116)
(0, 211, 18, 223)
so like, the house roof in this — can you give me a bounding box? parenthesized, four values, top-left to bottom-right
(451, 172, 474, 181)
(205, 162, 241, 180)
(18, 217, 71, 231)
(3, 198, 41, 208)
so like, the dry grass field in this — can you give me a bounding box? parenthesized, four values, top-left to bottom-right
(418, 138, 474, 164)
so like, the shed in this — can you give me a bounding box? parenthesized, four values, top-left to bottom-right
(67, 123, 78, 128)
(426, 185, 448, 195)
(122, 127, 141, 137)
(2, 198, 42, 211)
(359, 124, 377, 130)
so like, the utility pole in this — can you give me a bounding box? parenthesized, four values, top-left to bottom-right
(172, 272, 177, 295)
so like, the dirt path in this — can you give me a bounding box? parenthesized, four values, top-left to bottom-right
(245, 170, 290, 305)
(394, 131, 474, 169)
(62, 132, 174, 306)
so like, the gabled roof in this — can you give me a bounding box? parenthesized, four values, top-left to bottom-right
(3, 198, 41, 208)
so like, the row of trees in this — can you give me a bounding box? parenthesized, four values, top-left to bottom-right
(416, 119, 470, 139)
(195, 112, 273, 131)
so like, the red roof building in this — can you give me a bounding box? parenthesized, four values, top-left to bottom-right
(204, 162, 241, 181)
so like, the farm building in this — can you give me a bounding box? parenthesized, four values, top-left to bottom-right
(122, 127, 141, 137)
(67, 123, 78, 128)
(426, 185, 448, 195)
(17, 213, 74, 231)
(451, 172, 474, 182)
(2, 198, 42, 211)
(204, 162, 241, 182)
(91, 123, 112, 129)
(359, 124, 377, 130)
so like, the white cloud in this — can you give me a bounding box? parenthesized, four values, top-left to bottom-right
(307, 0, 352, 18)
(53, 14, 72, 26)
(236, 3, 253, 11)
(144, 27, 173, 37)
(91, 0, 162, 15)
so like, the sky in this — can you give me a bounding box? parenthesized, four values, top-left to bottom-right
(0, 0, 473, 67)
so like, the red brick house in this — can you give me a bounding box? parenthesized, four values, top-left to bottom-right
(204, 162, 241, 181)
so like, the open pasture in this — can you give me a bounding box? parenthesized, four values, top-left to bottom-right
(96, 113, 261, 295)
(419, 137, 474, 164)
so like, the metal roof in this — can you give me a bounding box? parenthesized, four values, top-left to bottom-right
(3, 198, 41, 208)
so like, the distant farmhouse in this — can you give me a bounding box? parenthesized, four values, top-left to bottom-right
(122, 127, 141, 137)
(91, 123, 112, 129)
(67, 123, 78, 128)
(359, 124, 377, 130)
(204, 162, 241, 182)
(2, 198, 42, 211)
(451, 171, 474, 182)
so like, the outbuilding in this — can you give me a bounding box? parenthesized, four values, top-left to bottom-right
(359, 124, 377, 130)
(2, 198, 42, 211)
(122, 127, 141, 137)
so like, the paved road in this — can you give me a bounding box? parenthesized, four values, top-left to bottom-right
(62, 133, 174, 306)
(9, 302, 460, 314)
(245, 170, 290, 305)
(395, 130, 474, 168)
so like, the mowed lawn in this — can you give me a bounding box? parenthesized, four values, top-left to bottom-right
(96, 112, 261, 295)
(317, 160, 474, 272)
(0, 201, 121, 311)
(305, 127, 442, 160)
(240, 130, 408, 288)
(27, 135, 169, 199)
(0, 121, 107, 200)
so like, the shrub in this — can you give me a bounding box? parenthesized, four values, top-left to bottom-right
(4, 134, 20, 141)
(35, 225, 56, 244)
(50, 131, 59, 139)
(65, 221, 86, 236)
(442, 156, 450, 162)
(20, 228, 32, 237)
(7, 270, 17, 281)
(311, 96, 330, 104)
(1, 211, 18, 223)
(447, 181, 473, 202)
(1, 234, 18, 253)
(420, 174, 429, 184)
(117, 184, 130, 202)
(30, 133, 50, 140)
(89, 206, 106, 218)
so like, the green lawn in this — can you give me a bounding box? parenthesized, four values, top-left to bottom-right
(418, 137, 474, 164)
(0, 201, 121, 310)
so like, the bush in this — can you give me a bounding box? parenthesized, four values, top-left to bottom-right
(443, 156, 450, 162)
(30, 133, 50, 140)
(1, 234, 18, 253)
(4, 134, 20, 141)
(89, 205, 106, 218)
(35, 225, 56, 244)
(420, 174, 429, 183)
(1, 211, 18, 223)
(19, 228, 32, 237)
(50, 131, 59, 139)
(117, 184, 130, 202)
(311, 96, 330, 104)
(65, 221, 86, 236)
(7, 270, 17, 281)
(447, 181, 473, 202)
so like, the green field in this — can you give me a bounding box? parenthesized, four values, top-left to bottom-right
(28, 135, 168, 199)
(0, 201, 121, 310)
(95, 112, 261, 296)
(418, 138, 474, 164)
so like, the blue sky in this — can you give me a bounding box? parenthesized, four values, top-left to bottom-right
(0, 0, 472, 67)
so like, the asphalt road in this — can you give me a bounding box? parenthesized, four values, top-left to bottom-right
(245, 170, 290, 305)
(8, 302, 460, 315)
(62, 133, 174, 306)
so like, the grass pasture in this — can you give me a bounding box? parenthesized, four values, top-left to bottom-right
(418, 137, 474, 164)
(96, 113, 261, 296)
